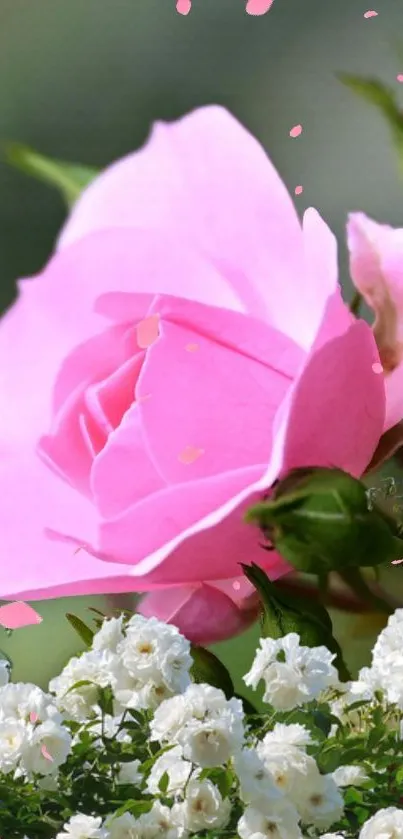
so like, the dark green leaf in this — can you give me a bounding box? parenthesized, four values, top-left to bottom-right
(66, 613, 94, 647)
(241, 562, 350, 681)
(338, 74, 403, 173)
(190, 646, 234, 699)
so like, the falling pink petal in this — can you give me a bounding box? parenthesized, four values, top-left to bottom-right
(30, 711, 39, 724)
(41, 744, 54, 762)
(363, 9, 378, 17)
(372, 362, 383, 374)
(392, 558, 403, 565)
(136, 315, 160, 349)
(289, 124, 303, 138)
(245, 0, 275, 14)
(176, 0, 192, 13)
(232, 580, 241, 590)
(294, 185, 304, 196)
(0, 601, 42, 629)
(185, 343, 199, 352)
(178, 446, 205, 465)
(397, 75, 403, 83)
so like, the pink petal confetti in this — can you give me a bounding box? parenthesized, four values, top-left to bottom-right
(176, 0, 192, 13)
(41, 744, 54, 762)
(372, 362, 383, 374)
(363, 9, 378, 17)
(245, 0, 275, 14)
(232, 580, 241, 591)
(294, 185, 304, 195)
(136, 315, 160, 349)
(30, 711, 39, 724)
(0, 601, 42, 630)
(185, 343, 199, 352)
(392, 558, 403, 565)
(397, 75, 403, 83)
(289, 124, 303, 138)
(178, 446, 205, 465)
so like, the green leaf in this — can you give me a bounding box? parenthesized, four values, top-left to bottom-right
(246, 467, 403, 576)
(66, 613, 94, 647)
(5, 143, 98, 207)
(190, 646, 234, 699)
(158, 772, 170, 794)
(241, 562, 350, 681)
(338, 74, 403, 173)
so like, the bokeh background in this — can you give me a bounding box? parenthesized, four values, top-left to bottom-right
(1, 0, 403, 694)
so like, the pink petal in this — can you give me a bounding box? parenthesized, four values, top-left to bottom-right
(137, 582, 260, 646)
(0, 602, 42, 630)
(0, 229, 241, 447)
(347, 212, 403, 429)
(57, 106, 331, 348)
(137, 297, 303, 484)
(0, 451, 141, 601)
(91, 403, 166, 518)
(281, 297, 385, 477)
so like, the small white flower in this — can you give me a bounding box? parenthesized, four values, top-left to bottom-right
(233, 747, 283, 806)
(146, 745, 192, 795)
(257, 737, 320, 800)
(359, 806, 403, 838)
(49, 649, 120, 721)
(118, 615, 192, 695)
(320, 834, 346, 839)
(244, 634, 338, 711)
(150, 685, 244, 769)
(237, 801, 302, 839)
(180, 778, 231, 832)
(263, 723, 313, 749)
(104, 811, 139, 839)
(332, 764, 369, 787)
(116, 758, 143, 786)
(56, 812, 107, 838)
(0, 718, 30, 773)
(293, 772, 344, 830)
(21, 718, 72, 776)
(177, 708, 244, 768)
(0, 682, 62, 724)
(92, 616, 125, 653)
(138, 800, 186, 839)
(0, 658, 10, 686)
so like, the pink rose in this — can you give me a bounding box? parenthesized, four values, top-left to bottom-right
(0, 107, 385, 644)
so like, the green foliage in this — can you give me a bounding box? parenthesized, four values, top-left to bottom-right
(246, 467, 403, 575)
(65, 613, 95, 647)
(190, 644, 235, 699)
(5, 143, 98, 207)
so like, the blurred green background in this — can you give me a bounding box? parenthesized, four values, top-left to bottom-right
(1, 0, 403, 694)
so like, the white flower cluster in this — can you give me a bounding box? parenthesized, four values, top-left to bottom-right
(4, 613, 403, 839)
(243, 632, 339, 710)
(49, 614, 193, 720)
(0, 672, 71, 778)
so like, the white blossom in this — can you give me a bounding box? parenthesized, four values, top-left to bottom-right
(118, 615, 192, 695)
(293, 772, 344, 830)
(92, 616, 125, 653)
(233, 747, 284, 806)
(237, 801, 302, 839)
(332, 764, 369, 787)
(49, 649, 120, 721)
(116, 757, 143, 786)
(359, 806, 403, 838)
(137, 800, 186, 839)
(146, 745, 192, 796)
(244, 634, 338, 710)
(179, 778, 231, 832)
(56, 813, 108, 838)
(256, 737, 320, 800)
(0, 682, 62, 724)
(265, 723, 313, 749)
(0, 718, 30, 773)
(104, 811, 140, 838)
(21, 717, 72, 776)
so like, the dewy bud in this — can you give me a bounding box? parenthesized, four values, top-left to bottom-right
(245, 467, 403, 575)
